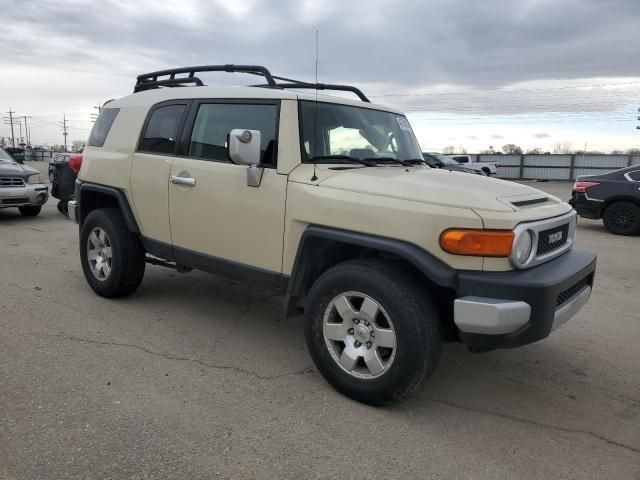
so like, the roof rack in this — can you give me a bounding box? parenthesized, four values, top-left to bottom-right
(133, 64, 370, 102)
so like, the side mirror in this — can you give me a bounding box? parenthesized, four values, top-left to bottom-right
(228, 129, 264, 187)
(229, 129, 261, 166)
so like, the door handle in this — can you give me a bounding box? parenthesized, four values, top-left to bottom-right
(170, 175, 196, 186)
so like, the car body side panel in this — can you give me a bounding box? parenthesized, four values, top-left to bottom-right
(282, 178, 485, 275)
(79, 107, 147, 233)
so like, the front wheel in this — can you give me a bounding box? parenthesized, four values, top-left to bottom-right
(80, 208, 146, 297)
(602, 201, 640, 235)
(304, 259, 442, 406)
(19, 205, 41, 216)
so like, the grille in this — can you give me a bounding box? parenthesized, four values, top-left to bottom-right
(537, 223, 570, 256)
(557, 275, 592, 307)
(0, 177, 25, 187)
(2, 198, 29, 205)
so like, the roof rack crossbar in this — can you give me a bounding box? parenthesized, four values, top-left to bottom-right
(134, 64, 278, 92)
(133, 64, 370, 102)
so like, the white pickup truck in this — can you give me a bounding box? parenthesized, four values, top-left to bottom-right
(449, 155, 498, 176)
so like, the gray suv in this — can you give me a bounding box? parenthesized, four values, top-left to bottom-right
(0, 147, 48, 216)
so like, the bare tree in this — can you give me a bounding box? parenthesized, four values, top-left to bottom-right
(625, 148, 640, 154)
(502, 144, 523, 154)
(72, 140, 85, 152)
(442, 145, 456, 155)
(526, 147, 543, 154)
(553, 142, 574, 154)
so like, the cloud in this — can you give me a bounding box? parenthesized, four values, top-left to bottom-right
(2, 0, 640, 144)
(466, 135, 478, 140)
(533, 132, 551, 138)
(490, 135, 504, 139)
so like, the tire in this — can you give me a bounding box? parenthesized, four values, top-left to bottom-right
(80, 208, 145, 297)
(19, 205, 41, 217)
(56, 200, 69, 216)
(482, 167, 491, 176)
(602, 201, 640, 236)
(304, 258, 442, 406)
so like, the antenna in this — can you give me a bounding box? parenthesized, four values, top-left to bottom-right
(311, 29, 320, 182)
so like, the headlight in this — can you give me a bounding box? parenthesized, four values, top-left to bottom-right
(513, 230, 533, 266)
(27, 174, 43, 184)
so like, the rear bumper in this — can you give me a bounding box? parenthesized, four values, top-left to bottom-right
(453, 249, 596, 349)
(569, 192, 603, 219)
(0, 184, 49, 208)
(68, 200, 78, 223)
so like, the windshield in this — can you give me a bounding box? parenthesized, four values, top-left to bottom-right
(426, 152, 459, 165)
(0, 148, 15, 163)
(299, 101, 423, 163)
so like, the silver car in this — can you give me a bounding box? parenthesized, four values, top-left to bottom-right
(0, 147, 48, 216)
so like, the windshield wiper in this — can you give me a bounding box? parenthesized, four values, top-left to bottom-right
(361, 156, 409, 166)
(402, 158, 428, 165)
(309, 155, 372, 166)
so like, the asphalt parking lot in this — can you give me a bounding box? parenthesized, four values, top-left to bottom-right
(1, 169, 639, 479)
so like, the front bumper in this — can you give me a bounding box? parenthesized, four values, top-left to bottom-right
(0, 184, 49, 207)
(569, 192, 603, 219)
(453, 249, 596, 350)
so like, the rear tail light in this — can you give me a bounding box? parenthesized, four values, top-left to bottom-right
(572, 181, 599, 193)
(68, 153, 83, 172)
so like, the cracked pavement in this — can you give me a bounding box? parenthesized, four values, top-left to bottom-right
(1, 175, 639, 479)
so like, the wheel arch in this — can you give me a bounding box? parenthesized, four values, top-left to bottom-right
(285, 226, 458, 320)
(603, 195, 640, 211)
(77, 182, 140, 234)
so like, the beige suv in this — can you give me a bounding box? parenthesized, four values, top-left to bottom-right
(69, 65, 596, 405)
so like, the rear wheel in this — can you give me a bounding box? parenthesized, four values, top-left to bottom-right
(56, 200, 69, 216)
(19, 205, 41, 216)
(602, 201, 640, 235)
(482, 167, 491, 176)
(80, 208, 145, 297)
(304, 259, 442, 406)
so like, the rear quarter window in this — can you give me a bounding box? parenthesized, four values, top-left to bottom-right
(87, 108, 120, 147)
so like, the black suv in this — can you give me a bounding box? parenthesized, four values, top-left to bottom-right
(570, 165, 640, 235)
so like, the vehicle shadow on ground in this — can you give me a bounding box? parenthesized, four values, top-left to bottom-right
(124, 268, 617, 419)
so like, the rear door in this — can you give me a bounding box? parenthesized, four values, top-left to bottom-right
(168, 99, 287, 281)
(130, 101, 189, 244)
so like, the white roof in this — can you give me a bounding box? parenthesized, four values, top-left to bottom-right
(107, 84, 403, 114)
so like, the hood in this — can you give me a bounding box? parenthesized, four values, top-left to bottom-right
(0, 161, 38, 178)
(306, 166, 552, 212)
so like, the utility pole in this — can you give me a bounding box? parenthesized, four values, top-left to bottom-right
(61, 114, 68, 151)
(6, 109, 16, 147)
(22, 116, 31, 147)
(91, 102, 102, 123)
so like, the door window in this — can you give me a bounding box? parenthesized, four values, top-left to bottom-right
(188, 103, 278, 165)
(626, 169, 640, 182)
(139, 104, 186, 154)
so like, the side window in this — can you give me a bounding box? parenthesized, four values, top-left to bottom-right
(188, 103, 278, 165)
(139, 104, 186, 154)
(87, 108, 119, 147)
(627, 170, 640, 182)
(452, 156, 468, 163)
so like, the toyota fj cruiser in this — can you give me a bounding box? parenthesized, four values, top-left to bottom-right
(69, 65, 596, 405)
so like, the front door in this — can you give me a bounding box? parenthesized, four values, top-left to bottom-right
(168, 100, 287, 281)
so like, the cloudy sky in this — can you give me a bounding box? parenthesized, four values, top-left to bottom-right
(1, 0, 639, 152)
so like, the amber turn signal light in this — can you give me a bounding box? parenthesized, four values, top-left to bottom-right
(440, 229, 515, 257)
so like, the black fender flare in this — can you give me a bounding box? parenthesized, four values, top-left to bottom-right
(284, 225, 457, 317)
(76, 182, 140, 234)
